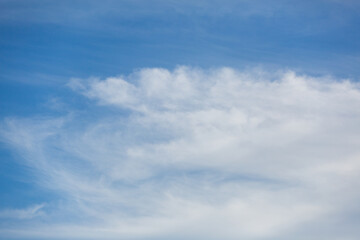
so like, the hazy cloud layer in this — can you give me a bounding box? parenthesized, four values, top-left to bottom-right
(1, 67, 360, 239)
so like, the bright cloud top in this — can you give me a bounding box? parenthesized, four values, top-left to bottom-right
(2, 67, 360, 239)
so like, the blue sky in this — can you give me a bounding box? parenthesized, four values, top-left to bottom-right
(1, 0, 360, 239)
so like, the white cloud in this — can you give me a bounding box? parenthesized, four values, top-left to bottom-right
(2, 67, 360, 239)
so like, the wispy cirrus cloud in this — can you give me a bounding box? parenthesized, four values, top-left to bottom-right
(0, 0, 282, 25)
(1, 67, 360, 239)
(2, 0, 358, 27)
(0, 204, 45, 220)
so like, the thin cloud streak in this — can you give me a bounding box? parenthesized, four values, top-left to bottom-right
(0, 204, 45, 220)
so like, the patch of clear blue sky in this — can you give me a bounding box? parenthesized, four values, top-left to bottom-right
(0, 0, 360, 209)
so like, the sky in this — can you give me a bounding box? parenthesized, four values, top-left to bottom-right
(0, 0, 360, 239)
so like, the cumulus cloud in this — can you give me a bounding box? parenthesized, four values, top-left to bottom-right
(2, 67, 360, 239)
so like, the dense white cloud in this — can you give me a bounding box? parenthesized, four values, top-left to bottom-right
(2, 67, 360, 239)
